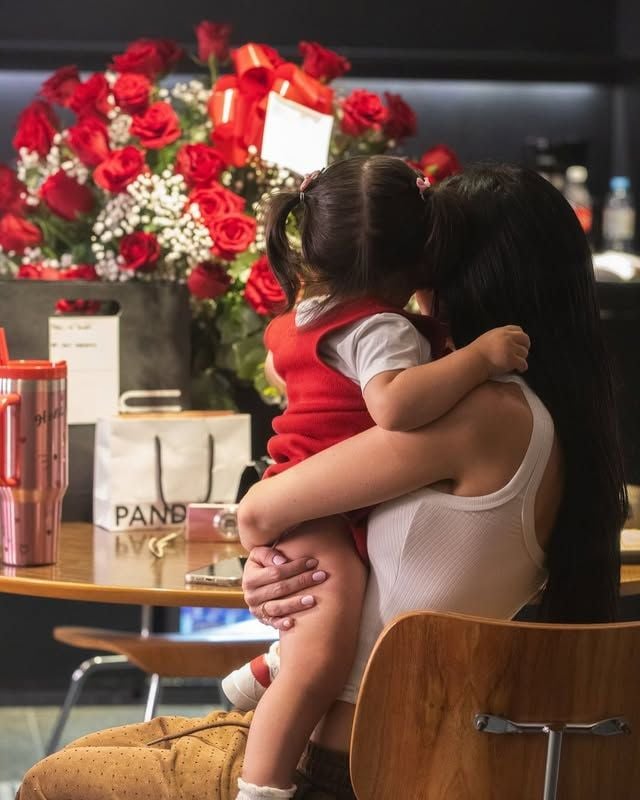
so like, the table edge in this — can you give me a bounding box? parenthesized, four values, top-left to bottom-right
(0, 575, 248, 608)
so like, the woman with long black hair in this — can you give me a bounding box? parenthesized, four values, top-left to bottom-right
(18, 165, 628, 800)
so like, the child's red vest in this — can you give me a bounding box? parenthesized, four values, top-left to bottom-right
(263, 297, 446, 478)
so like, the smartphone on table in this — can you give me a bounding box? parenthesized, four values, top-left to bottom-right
(185, 557, 247, 586)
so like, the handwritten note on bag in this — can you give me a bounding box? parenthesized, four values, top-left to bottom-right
(261, 92, 334, 176)
(49, 316, 120, 425)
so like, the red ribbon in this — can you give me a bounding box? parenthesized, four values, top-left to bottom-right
(232, 43, 275, 99)
(208, 75, 250, 166)
(272, 63, 333, 115)
(209, 44, 334, 166)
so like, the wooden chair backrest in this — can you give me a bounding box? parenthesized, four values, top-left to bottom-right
(350, 611, 640, 800)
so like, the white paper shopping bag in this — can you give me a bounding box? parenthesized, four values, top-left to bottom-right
(93, 412, 251, 531)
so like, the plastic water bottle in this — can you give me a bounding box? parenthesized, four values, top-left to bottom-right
(603, 176, 636, 252)
(564, 165, 593, 236)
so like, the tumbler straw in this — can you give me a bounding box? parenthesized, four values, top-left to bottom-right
(0, 328, 8, 365)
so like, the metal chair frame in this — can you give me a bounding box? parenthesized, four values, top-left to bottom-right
(46, 606, 161, 755)
(474, 713, 632, 800)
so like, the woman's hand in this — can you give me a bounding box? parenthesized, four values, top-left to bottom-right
(242, 546, 328, 631)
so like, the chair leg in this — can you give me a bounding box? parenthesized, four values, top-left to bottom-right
(45, 655, 134, 755)
(143, 673, 162, 721)
(542, 729, 564, 800)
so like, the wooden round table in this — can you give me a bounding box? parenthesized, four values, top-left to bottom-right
(0, 522, 248, 607)
(2, 522, 640, 606)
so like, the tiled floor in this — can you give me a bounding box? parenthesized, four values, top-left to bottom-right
(0, 703, 218, 786)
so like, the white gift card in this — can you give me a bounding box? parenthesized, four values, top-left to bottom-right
(49, 316, 120, 425)
(261, 92, 333, 176)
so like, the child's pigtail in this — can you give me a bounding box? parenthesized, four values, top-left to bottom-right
(264, 191, 303, 311)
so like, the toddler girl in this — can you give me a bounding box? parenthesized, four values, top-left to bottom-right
(228, 156, 529, 799)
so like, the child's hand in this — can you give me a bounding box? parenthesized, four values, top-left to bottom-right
(469, 325, 530, 377)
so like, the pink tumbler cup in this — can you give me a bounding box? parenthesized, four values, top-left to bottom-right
(0, 360, 68, 566)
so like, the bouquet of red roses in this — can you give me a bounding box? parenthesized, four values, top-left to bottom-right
(0, 22, 460, 407)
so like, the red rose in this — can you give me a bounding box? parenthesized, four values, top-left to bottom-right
(209, 213, 255, 260)
(176, 144, 226, 188)
(243, 255, 285, 316)
(195, 21, 232, 63)
(187, 262, 232, 299)
(55, 298, 101, 314)
(340, 90, 389, 136)
(299, 41, 351, 82)
(17, 263, 45, 279)
(113, 73, 152, 115)
(12, 101, 58, 157)
(18, 264, 60, 280)
(60, 264, 98, 281)
(419, 145, 462, 183)
(55, 265, 100, 313)
(130, 102, 181, 149)
(111, 38, 182, 78)
(56, 299, 99, 313)
(94, 146, 146, 193)
(69, 73, 111, 119)
(384, 93, 417, 141)
(68, 117, 110, 167)
(119, 231, 161, 272)
(17, 263, 62, 280)
(0, 213, 42, 253)
(40, 65, 81, 107)
(40, 172, 94, 221)
(191, 185, 245, 226)
(0, 165, 26, 214)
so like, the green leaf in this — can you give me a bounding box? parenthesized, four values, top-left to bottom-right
(190, 367, 237, 410)
(227, 249, 256, 279)
(154, 142, 181, 174)
(230, 332, 266, 381)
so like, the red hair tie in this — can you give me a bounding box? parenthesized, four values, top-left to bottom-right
(299, 169, 323, 203)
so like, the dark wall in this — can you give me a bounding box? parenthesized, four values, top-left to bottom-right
(614, 0, 640, 245)
(617, 0, 640, 58)
(0, 0, 617, 56)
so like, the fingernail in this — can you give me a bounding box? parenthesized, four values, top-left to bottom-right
(312, 570, 326, 582)
(272, 555, 286, 565)
(301, 595, 315, 606)
(282, 619, 292, 629)
(306, 559, 318, 568)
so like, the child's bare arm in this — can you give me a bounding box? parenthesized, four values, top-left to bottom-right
(363, 325, 530, 431)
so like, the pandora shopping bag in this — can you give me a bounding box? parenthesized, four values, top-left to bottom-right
(93, 412, 251, 530)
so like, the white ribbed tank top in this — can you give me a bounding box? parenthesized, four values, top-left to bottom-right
(340, 375, 552, 703)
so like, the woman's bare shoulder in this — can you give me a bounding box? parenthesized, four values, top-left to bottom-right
(445, 379, 534, 478)
(443, 378, 531, 430)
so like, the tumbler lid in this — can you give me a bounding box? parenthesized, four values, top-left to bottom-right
(0, 360, 67, 379)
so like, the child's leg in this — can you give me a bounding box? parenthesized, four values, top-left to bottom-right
(240, 515, 367, 791)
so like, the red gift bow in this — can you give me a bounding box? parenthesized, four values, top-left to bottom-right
(209, 43, 334, 167)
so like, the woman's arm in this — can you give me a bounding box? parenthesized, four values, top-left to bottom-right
(238, 405, 470, 548)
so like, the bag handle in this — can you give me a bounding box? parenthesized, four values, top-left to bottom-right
(154, 433, 214, 506)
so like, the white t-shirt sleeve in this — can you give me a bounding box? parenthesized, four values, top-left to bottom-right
(319, 312, 432, 389)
